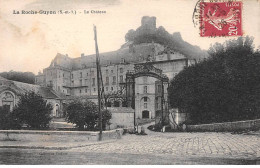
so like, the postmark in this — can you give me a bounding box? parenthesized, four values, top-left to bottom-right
(193, 0, 243, 37)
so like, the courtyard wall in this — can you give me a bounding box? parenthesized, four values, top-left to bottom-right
(108, 107, 134, 129)
(187, 119, 260, 132)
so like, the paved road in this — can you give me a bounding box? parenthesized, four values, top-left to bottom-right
(73, 129, 259, 159)
(0, 124, 259, 164)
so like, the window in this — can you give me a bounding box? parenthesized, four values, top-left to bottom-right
(111, 70, 113, 73)
(106, 87, 108, 91)
(94, 88, 96, 92)
(85, 88, 88, 93)
(71, 80, 74, 86)
(158, 85, 161, 93)
(63, 73, 64, 77)
(144, 86, 147, 93)
(120, 68, 123, 73)
(155, 97, 159, 109)
(85, 79, 88, 85)
(71, 73, 73, 79)
(87, 73, 88, 76)
(106, 77, 109, 85)
(79, 89, 82, 94)
(80, 79, 82, 86)
(144, 103, 147, 109)
(92, 78, 95, 86)
(80, 72, 82, 78)
(144, 97, 148, 102)
(91, 71, 94, 76)
(112, 76, 116, 84)
(106, 69, 108, 74)
(120, 75, 123, 82)
(111, 87, 113, 91)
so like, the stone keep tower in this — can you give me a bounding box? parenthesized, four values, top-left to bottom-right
(141, 16, 156, 30)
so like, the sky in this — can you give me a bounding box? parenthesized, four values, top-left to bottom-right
(0, 0, 259, 74)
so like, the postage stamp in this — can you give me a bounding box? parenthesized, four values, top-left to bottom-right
(199, 1, 242, 37)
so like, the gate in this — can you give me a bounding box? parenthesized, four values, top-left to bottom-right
(125, 63, 169, 127)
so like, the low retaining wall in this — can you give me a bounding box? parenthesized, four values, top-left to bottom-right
(108, 107, 134, 129)
(187, 119, 260, 132)
(0, 129, 123, 142)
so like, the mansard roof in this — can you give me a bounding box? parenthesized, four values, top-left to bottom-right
(48, 43, 168, 70)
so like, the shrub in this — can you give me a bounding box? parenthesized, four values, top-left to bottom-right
(65, 100, 112, 130)
(12, 91, 53, 129)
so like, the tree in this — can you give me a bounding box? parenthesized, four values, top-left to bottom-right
(168, 36, 260, 124)
(0, 106, 21, 129)
(12, 91, 53, 129)
(0, 71, 35, 84)
(65, 100, 112, 130)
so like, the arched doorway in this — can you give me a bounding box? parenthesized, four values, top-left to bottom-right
(55, 103, 60, 117)
(142, 110, 150, 119)
(0, 91, 15, 111)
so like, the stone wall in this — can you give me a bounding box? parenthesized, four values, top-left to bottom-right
(141, 16, 156, 30)
(187, 119, 260, 132)
(0, 129, 123, 142)
(108, 107, 134, 129)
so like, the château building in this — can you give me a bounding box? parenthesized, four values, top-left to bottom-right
(35, 16, 197, 120)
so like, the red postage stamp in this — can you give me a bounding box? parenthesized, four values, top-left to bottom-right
(200, 1, 242, 37)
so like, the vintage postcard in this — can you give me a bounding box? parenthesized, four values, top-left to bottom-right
(0, 0, 259, 165)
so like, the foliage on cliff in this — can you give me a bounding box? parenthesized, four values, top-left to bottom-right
(0, 71, 35, 84)
(168, 36, 260, 124)
(124, 25, 208, 60)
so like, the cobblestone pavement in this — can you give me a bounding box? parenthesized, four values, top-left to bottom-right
(0, 124, 259, 164)
(71, 125, 260, 160)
